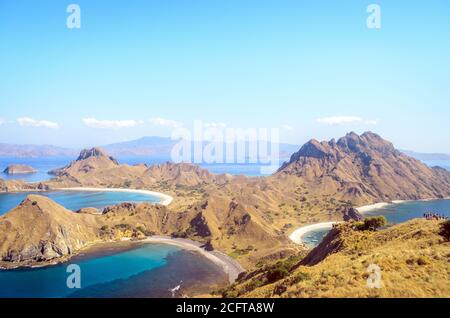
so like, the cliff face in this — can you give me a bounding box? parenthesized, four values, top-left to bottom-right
(277, 132, 450, 204)
(0, 195, 101, 267)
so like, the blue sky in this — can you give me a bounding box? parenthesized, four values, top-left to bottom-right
(0, 0, 449, 152)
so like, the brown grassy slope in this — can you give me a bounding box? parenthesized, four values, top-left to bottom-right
(0, 195, 102, 268)
(3, 131, 449, 269)
(222, 219, 450, 298)
(0, 178, 48, 192)
(276, 132, 450, 205)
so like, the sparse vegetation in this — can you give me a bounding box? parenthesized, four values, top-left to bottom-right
(223, 219, 449, 298)
(354, 216, 387, 231)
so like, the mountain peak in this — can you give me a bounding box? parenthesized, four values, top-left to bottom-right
(336, 131, 395, 155)
(293, 139, 335, 160)
(76, 147, 119, 165)
(18, 194, 68, 214)
(49, 147, 119, 177)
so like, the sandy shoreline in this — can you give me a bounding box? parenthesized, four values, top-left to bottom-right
(144, 236, 245, 283)
(59, 187, 174, 206)
(289, 221, 338, 245)
(290, 197, 450, 246)
(356, 202, 392, 213)
(1, 236, 245, 285)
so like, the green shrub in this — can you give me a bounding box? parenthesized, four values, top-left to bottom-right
(267, 262, 290, 283)
(172, 231, 188, 238)
(355, 216, 387, 231)
(290, 272, 311, 285)
(439, 220, 450, 241)
(245, 279, 264, 292)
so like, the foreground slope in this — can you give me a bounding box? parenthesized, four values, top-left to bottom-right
(222, 219, 450, 298)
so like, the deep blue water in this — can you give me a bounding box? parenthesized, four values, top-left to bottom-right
(0, 190, 160, 216)
(0, 243, 179, 298)
(0, 242, 226, 298)
(302, 199, 450, 247)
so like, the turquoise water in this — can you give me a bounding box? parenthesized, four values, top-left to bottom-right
(303, 199, 450, 247)
(302, 228, 332, 247)
(0, 190, 226, 298)
(0, 190, 160, 216)
(0, 243, 180, 298)
(364, 199, 450, 223)
(0, 243, 227, 298)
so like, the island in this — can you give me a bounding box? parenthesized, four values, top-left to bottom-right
(3, 164, 37, 175)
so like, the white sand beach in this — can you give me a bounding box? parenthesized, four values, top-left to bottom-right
(144, 236, 245, 283)
(289, 221, 339, 245)
(356, 202, 392, 213)
(60, 187, 174, 206)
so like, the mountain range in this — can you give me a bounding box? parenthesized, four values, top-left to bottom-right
(0, 131, 449, 297)
(2, 136, 448, 166)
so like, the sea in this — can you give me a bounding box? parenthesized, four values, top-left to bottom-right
(0, 243, 227, 298)
(302, 199, 450, 247)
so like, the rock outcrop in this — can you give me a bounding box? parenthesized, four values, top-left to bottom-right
(0, 195, 101, 267)
(49, 147, 120, 177)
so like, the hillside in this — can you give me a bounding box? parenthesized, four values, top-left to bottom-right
(0, 195, 101, 268)
(276, 132, 450, 205)
(2, 132, 449, 272)
(221, 219, 450, 298)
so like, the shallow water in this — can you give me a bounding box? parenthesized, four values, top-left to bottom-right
(0, 190, 160, 215)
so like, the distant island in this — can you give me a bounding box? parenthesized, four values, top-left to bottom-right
(3, 164, 37, 175)
(1, 138, 449, 168)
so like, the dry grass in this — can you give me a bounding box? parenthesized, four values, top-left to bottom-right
(222, 219, 450, 298)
